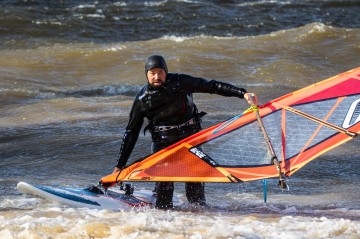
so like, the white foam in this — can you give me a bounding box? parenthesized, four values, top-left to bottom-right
(1, 201, 360, 239)
(237, 0, 292, 7)
(113, 2, 127, 7)
(144, 1, 167, 7)
(161, 34, 240, 43)
(85, 14, 105, 19)
(73, 4, 96, 9)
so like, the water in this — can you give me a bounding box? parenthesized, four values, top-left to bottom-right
(1, 0, 360, 48)
(1, 0, 360, 238)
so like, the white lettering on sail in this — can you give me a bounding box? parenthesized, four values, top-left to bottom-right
(343, 99, 360, 128)
(190, 148, 206, 159)
(189, 147, 218, 166)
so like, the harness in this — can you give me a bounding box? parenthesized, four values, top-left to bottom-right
(153, 117, 199, 132)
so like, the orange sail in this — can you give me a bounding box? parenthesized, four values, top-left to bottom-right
(101, 67, 360, 185)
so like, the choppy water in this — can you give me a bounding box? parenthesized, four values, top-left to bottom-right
(1, 0, 360, 49)
(1, 0, 360, 238)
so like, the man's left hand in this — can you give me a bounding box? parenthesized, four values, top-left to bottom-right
(244, 93, 259, 106)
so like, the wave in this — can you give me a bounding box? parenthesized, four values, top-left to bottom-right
(1, 0, 360, 49)
(0, 85, 142, 104)
(55, 85, 141, 98)
(1, 23, 359, 106)
(157, 22, 356, 42)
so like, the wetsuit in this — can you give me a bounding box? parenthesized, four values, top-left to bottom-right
(116, 73, 247, 209)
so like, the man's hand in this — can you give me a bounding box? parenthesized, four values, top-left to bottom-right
(244, 93, 259, 106)
(112, 167, 121, 174)
(100, 167, 122, 190)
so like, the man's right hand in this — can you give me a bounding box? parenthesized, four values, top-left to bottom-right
(112, 167, 121, 174)
(100, 167, 122, 190)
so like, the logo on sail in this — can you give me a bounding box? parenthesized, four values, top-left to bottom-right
(343, 99, 360, 128)
(190, 147, 219, 166)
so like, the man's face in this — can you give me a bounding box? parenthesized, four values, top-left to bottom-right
(147, 68, 166, 88)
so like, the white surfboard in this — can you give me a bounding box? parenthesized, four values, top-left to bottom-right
(17, 181, 182, 210)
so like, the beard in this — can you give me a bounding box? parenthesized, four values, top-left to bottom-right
(149, 79, 165, 88)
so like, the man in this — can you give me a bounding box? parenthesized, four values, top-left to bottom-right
(112, 55, 258, 209)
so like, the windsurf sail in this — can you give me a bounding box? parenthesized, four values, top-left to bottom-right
(101, 67, 360, 186)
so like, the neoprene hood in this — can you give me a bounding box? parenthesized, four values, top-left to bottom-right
(145, 55, 168, 74)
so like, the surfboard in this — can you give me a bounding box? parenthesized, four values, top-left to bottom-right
(17, 181, 183, 210)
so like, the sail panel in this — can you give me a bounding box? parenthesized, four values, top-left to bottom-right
(200, 120, 271, 166)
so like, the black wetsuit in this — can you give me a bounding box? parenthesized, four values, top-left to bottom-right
(116, 73, 247, 209)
